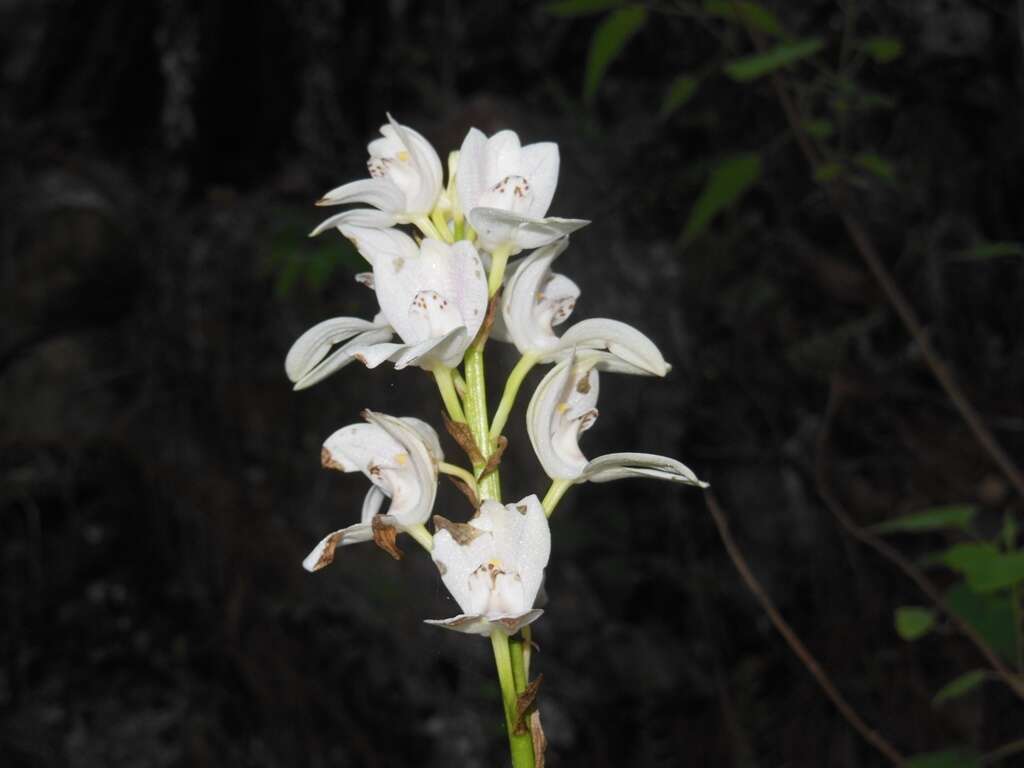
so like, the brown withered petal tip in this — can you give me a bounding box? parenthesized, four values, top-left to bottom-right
(321, 447, 345, 471)
(371, 517, 403, 560)
(312, 532, 344, 571)
(433, 515, 483, 545)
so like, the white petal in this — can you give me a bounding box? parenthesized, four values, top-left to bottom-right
(342, 340, 408, 369)
(392, 327, 469, 371)
(545, 318, 671, 376)
(526, 352, 600, 480)
(580, 452, 708, 487)
(291, 326, 394, 390)
(501, 238, 577, 354)
(498, 495, 551, 610)
(484, 130, 523, 182)
(285, 316, 381, 382)
(310, 207, 398, 237)
(467, 207, 589, 253)
(316, 177, 404, 211)
(519, 142, 560, 219)
(424, 610, 544, 637)
(360, 485, 388, 523)
(456, 127, 488, 215)
(301, 522, 374, 572)
(361, 411, 439, 528)
(399, 418, 444, 464)
(386, 115, 444, 214)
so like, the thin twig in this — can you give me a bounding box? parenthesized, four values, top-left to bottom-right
(749, 29, 1024, 502)
(982, 736, 1024, 765)
(816, 378, 1024, 702)
(704, 490, 907, 765)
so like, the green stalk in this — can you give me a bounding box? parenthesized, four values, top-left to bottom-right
(490, 353, 539, 441)
(491, 632, 536, 768)
(463, 343, 501, 500)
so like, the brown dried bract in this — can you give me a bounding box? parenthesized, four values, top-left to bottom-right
(433, 515, 483, 545)
(446, 475, 480, 509)
(471, 291, 500, 348)
(575, 370, 592, 394)
(530, 710, 547, 768)
(478, 435, 508, 480)
(513, 673, 543, 736)
(321, 447, 345, 471)
(442, 410, 485, 466)
(371, 516, 403, 560)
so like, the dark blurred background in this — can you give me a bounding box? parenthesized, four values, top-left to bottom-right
(2, 1, 1023, 766)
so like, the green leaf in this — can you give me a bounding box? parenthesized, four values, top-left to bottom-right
(942, 544, 1024, 592)
(946, 582, 1018, 661)
(660, 75, 700, 118)
(950, 241, 1024, 262)
(854, 152, 895, 183)
(813, 162, 844, 183)
(933, 670, 989, 705)
(703, 0, 783, 35)
(803, 119, 834, 139)
(863, 36, 904, 63)
(895, 606, 935, 641)
(544, 0, 622, 16)
(724, 38, 824, 82)
(871, 505, 977, 535)
(583, 7, 648, 104)
(906, 749, 980, 768)
(681, 153, 762, 246)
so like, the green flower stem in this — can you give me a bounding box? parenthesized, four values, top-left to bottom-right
(489, 353, 539, 441)
(488, 244, 513, 296)
(430, 208, 455, 243)
(463, 344, 501, 500)
(491, 631, 536, 768)
(521, 626, 533, 678)
(510, 636, 528, 691)
(439, 461, 479, 497)
(541, 479, 573, 518)
(412, 214, 445, 242)
(405, 523, 433, 553)
(433, 367, 467, 423)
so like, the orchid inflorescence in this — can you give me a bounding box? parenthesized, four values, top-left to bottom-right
(286, 115, 708, 766)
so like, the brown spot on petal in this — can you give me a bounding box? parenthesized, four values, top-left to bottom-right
(514, 673, 544, 736)
(354, 353, 368, 365)
(516, 504, 528, 515)
(371, 516, 403, 560)
(309, 531, 344, 570)
(575, 374, 591, 395)
(394, 257, 405, 272)
(321, 447, 345, 471)
(435, 560, 447, 576)
(433, 515, 483, 545)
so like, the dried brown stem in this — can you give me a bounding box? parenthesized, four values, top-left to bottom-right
(749, 29, 1024, 501)
(816, 379, 1024, 702)
(704, 490, 906, 765)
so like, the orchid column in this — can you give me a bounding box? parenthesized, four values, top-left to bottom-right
(285, 116, 707, 767)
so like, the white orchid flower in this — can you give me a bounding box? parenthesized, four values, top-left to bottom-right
(426, 495, 550, 636)
(526, 351, 708, 487)
(311, 115, 443, 236)
(497, 238, 671, 375)
(334, 225, 488, 371)
(302, 411, 442, 571)
(285, 309, 394, 391)
(456, 128, 589, 254)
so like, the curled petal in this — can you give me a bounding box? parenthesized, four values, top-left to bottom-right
(316, 177, 405, 211)
(580, 452, 708, 487)
(468, 207, 589, 253)
(501, 238, 579, 353)
(301, 515, 392, 572)
(424, 609, 544, 637)
(544, 318, 671, 376)
(385, 114, 444, 214)
(400, 417, 444, 464)
(285, 316, 382, 382)
(289, 325, 394, 390)
(310, 207, 399, 237)
(526, 352, 601, 480)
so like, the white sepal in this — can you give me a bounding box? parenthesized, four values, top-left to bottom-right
(467, 207, 589, 254)
(543, 318, 671, 377)
(581, 452, 708, 487)
(286, 317, 394, 390)
(499, 238, 579, 353)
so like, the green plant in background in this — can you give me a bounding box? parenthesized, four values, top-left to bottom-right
(547, 1, 1024, 765)
(284, 117, 707, 766)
